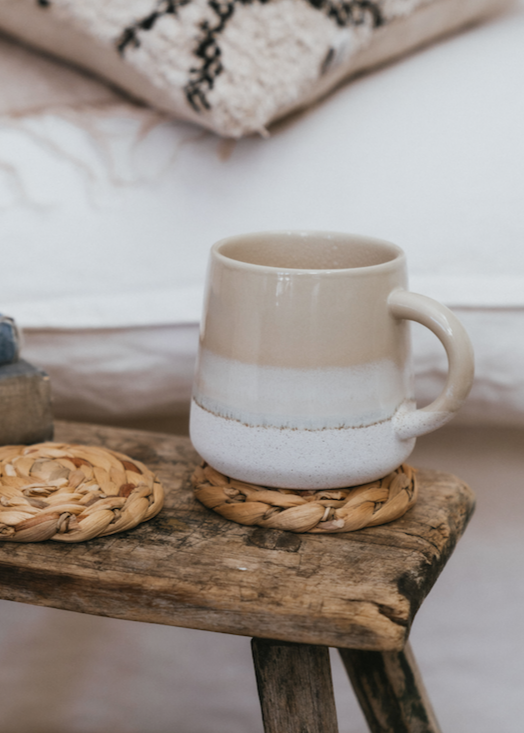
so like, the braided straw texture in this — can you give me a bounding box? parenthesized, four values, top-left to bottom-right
(0, 442, 164, 542)
(192, 464, 417, 534)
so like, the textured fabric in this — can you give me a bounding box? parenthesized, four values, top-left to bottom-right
(0, 0, 509, 136)
(0, 0, 523, 426)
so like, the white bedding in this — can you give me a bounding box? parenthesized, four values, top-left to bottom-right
(1, 0, 524, 426)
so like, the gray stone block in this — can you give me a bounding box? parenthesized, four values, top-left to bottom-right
(0, 360, 53, 445)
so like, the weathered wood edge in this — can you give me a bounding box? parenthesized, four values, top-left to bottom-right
(0, 421, 476, 651)
(0, 560, 411, 651)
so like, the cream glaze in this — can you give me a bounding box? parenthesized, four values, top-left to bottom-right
(201, 232, 410, 368)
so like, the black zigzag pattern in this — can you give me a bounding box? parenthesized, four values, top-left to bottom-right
(185, 0, 271, 113)
(117, 0, 191, 54)
(36, 0, 384, 114)
(184, 0, 383, 113)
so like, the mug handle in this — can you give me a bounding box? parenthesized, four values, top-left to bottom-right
(388, 290, 475, 441)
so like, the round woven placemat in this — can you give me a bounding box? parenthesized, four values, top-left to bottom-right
(192, 464, 417, 533)
(0, 442, 164, 542)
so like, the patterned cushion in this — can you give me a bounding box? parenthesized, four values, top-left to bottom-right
(0, 0, 508, 136)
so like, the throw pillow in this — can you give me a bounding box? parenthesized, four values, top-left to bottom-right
(0, 0, 509, 136)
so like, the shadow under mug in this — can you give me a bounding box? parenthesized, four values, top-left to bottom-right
(190, 231, 474, 489)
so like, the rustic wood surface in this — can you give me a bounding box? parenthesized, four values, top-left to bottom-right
(339, 642, 442, 733)
(0, 360, 53, 445)
(252, 638, 339, 733)
(0, 421, 475, 651)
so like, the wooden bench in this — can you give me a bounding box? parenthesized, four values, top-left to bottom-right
(0, 421, 475, 733)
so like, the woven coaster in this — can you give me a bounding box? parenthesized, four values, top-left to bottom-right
(0, 442, 164, 542)
(192, 463, 417, 534)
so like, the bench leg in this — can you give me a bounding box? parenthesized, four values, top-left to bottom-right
(338, 642, 442, 733)
(251, 638, 339, 733)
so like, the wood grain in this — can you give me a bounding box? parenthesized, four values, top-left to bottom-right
(252, 638, 338, 733)
(339, 642, 442, 733)
(0, 421, 475, 651)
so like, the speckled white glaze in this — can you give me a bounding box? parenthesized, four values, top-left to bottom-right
(191, 398, 416, 489)
(190, 231, 474, 488)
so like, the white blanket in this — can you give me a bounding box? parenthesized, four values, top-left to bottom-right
(1, 0, 523, 426)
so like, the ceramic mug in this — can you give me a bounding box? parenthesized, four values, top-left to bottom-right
(190, 231, 474, 489)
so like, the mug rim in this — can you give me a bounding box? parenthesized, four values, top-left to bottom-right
(212, 230, 405, 275)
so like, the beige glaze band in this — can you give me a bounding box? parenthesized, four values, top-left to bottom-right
(200, 231, 409, 369)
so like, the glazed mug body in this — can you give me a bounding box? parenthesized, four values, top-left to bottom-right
(190, 231, 474, 489)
